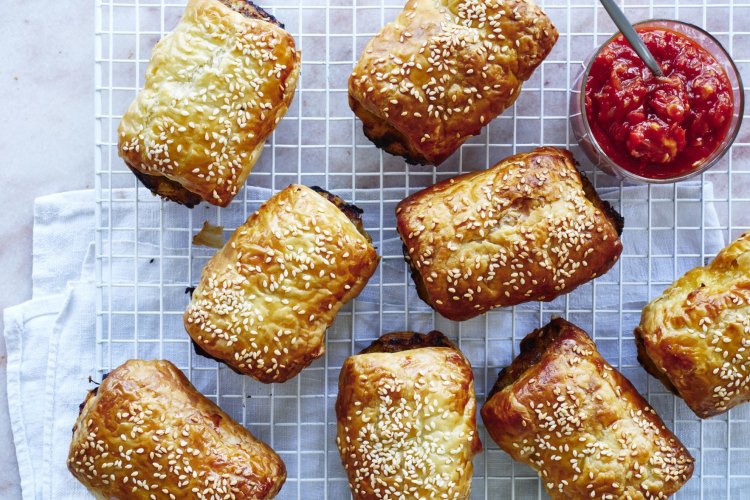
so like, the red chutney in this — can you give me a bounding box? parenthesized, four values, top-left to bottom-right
(585, 28, 733, 179)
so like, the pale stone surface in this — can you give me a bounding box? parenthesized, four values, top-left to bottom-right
(0, 1, 94, 496)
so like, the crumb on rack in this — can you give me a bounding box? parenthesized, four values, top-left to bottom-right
(192, 221, 225, 248)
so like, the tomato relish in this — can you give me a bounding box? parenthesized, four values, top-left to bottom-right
(585, 27, 733, 179)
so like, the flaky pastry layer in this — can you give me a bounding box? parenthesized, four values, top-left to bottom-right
(67, 359, 285, 499)
(482, 318, 694, 500)
(118, 0, 300, 207)
(396, 147, 623, 321)
(636, 232, 750, 418)
(349, 0, 557, 165)
(336, 332, 481, 499)
(184, 185, 379, 383)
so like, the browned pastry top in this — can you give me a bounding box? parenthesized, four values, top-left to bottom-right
(67, 359, 285, 499)
(397, 147, 623, 321)
(118, 0, 299, 207)
(636, 232, 750, 418)
(336, 334, 481, 499)
(185, 185, 379, 383)
(349, 0, 557, 165)
(482, 318, 694, 500)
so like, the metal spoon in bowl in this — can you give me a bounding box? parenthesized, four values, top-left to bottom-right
(599, 0, 664, 77)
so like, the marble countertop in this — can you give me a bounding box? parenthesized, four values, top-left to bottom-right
(0, 0, 94, 496)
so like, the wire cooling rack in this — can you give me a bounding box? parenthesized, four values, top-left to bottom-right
(94, 0, 750, 498)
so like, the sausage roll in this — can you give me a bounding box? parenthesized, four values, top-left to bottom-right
(481, 318, 694, 499)
(396, 147, 624, 321)
(635, 232, 750, 418)
(349, 0, 557, 165)
(336, 331, 481, 499)
(67, 359, 285, 499)
(118, 0, 300, 207)
(185, 185, 379, 383)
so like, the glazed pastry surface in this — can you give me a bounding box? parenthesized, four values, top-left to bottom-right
(396, 147, 623, 321)
(67, 359, 285, 499)
(118, 0, 300, 207)
(636, 232, 750, 418)
(349, 0, 557, 165)
(336, 332, 481, 499)
(185, 185, 379, 383)
(482, 318, 694, 500)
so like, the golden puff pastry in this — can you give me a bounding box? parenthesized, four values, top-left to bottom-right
(349, 0, 557, 165)
(482, 318, 694, 500)
(185, 185, 379, 383)
(636, 232, 750, 418)
(67, 359, 285, 499)
(118, 0, 300, 207)
(336, 331, 481, 499)
(396, 147, 623, 321)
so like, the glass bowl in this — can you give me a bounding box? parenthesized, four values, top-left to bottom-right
(569, 19, 744, 184)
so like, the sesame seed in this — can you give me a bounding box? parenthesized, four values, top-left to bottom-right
(339, 349, 476, 498)
(185, 186, 376, 382)
(396, 148, 618, 319)
(119, 1, 299, 207)
(637, 231, 750, 416)
(485, 321, 693, 498)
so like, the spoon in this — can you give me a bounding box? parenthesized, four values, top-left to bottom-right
(599, 0, 664, 77)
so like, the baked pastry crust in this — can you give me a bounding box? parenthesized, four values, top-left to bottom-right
(396, 147, 623, 321)
(184, 185, 379, 383)
(349, 0, 557, 165)
(336, 332, 481, 499)
(482, 318, 694, 500)
(635, 232, 750, 418)
(67, 359, 285, 499)
(118, 0, 300, 207)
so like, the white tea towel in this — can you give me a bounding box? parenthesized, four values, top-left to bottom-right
(42, 248, 97, 499)
(4, 188, 99, 500)
(4, 292, 69, 499)
(31, 191, 96, 299)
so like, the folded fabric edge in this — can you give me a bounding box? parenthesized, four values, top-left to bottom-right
(43, 244, 96, 499)
(4, 293, 70, 500)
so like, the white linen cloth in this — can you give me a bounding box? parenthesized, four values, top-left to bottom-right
(4, 182, 726, 499)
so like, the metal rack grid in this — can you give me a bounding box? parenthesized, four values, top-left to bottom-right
(94, 0, 750, 498)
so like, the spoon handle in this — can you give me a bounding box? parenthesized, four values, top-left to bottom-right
(599, 0, 664, 77)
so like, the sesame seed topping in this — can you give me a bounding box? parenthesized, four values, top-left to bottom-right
(397, 149, 619, 319)
(185, 186, 376, 382)
(339, 350, 477, 498)
(119, 0, 299, 206)
(350, 0, 556, 161)
(487, 322, 693, 498)
(68, 361, 282, 499)
(637, 231, 750, 416)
